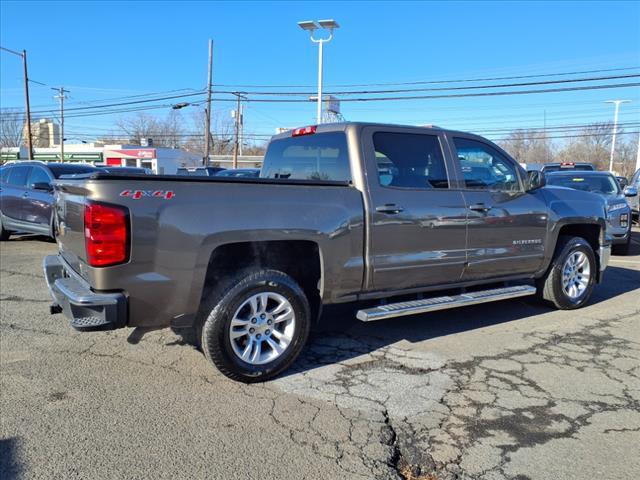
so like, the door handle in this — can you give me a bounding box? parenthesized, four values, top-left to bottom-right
(376, 204, 404, 214)
(22, 192, 29, 198)
(469, 203, 491, 212)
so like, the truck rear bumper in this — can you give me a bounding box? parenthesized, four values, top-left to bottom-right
(43, 255, 127, 331)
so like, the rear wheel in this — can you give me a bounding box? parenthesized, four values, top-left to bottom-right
(198, 268, 311, 383)
(536, 236, 596, 310)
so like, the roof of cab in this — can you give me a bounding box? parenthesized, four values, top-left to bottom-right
(270, 121, 472, 141)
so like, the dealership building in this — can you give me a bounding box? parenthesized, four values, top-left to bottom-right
(0, 143, 202, 174)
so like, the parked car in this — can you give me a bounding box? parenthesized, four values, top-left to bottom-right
(1, 162, 100, 240)
(45, 122, 612, 382)
(99, 166, 152, 175)
(216, 168, 260, 178)
(629, 168, 640, 222)
(546, 170, 635, 254)
(541, 162, 595, 173)
(176, 166, 226, 176)
(616, 176, 629, 189)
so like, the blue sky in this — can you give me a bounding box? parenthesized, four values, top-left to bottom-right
(1, 0, 639, 145)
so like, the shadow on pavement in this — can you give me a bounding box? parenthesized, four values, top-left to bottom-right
(0, 438, 22, 480)
(287, 259, 640, 376)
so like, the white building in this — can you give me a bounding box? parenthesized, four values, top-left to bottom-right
(1, 143, 202, 174)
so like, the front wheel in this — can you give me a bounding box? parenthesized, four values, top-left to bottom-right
(199, 269, 311, 383)
(537, 236, 597, 310)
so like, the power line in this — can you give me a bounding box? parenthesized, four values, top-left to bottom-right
(8, 81, 639, 120)
(212, 66, 640, 89)
(212, 73, 640, 96)
(9, 73, 640, 117)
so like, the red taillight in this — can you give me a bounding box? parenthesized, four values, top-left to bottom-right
(84, 201, 129, 267)
(292, 125, 317, 137)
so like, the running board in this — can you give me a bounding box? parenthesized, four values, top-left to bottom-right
(356, 285, 536, 322)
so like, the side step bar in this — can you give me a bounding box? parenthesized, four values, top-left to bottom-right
(356, 285, 537, 322)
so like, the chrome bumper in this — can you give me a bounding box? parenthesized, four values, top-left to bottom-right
(43, 255, 127, 330)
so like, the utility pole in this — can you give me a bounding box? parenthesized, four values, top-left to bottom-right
(53, 87, 69, 162)
(232, 93, 246, 169)
(605, 99, 631, 172)
(543, 109, 549, 162)
(239, 104, 244, 157)
(0, 46, 34, 159)
(203, 39, 213, 166)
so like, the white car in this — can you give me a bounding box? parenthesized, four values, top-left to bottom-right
(629, 168, 640, 222)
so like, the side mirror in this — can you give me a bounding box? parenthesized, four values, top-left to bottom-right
(526, 170, 546, 191)
(31, 182, 53, 192)
(624, 186, 638, 197)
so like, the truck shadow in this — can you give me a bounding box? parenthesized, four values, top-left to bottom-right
(289, 263, 639, 376)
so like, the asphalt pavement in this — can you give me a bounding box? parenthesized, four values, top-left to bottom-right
(1, 229, 639, 480)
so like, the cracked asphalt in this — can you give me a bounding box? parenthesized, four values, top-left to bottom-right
(1, 228, 639, 480)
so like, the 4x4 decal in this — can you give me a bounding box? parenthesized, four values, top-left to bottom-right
(120, 190, 174, 200)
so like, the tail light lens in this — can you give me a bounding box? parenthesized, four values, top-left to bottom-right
(84, 201, 129, 267)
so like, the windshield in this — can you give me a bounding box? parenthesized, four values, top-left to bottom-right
(547, 174, 620, 194)
(48, 164, 100, 178)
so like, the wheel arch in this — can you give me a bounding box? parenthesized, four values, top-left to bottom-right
(198, 240, 323, 323)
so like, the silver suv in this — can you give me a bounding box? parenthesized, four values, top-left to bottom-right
(629, 168, 640, 222)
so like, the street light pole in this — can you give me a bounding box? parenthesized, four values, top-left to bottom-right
(605, 99, 631, 172)
(1, 46, 34, 159)
(316, 39, 323, 124)
(298, 20, 339, 124)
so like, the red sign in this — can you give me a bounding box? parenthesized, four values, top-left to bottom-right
(109, 149, 156, 159)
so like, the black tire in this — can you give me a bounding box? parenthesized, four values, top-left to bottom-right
(198, 268, 311, 383)
(536, 236, 597, 310)
(612, 234, 631, 256)
(0, 215, 11, 241)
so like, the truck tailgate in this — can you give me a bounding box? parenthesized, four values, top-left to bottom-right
(54, 183, 91, 276)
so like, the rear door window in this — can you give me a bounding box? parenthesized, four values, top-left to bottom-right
(261, 132, 351, 182)
(28, 166, 52, 187)
(372, 132, 449, 189)
(7, 165, 31, 187)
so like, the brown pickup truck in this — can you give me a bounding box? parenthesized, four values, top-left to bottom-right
(42, 122, 611, 382)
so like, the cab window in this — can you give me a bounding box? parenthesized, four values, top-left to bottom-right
(453, 138, 521, 192)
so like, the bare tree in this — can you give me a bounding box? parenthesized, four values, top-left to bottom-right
(499, 129, 554, 165)
(556, 122, 612, 170)
(183, 109, 234, 156)
(115, 111, 185, 148)
(0, 110, 24, 149)
(614, 133, 639, 177)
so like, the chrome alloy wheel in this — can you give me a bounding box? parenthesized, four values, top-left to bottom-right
(229, 292, 296, 365)
(562, 251, 591, 299)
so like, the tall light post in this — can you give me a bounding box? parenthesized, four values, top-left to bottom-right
(605, 99, 631, 172)
(298, 19, 339, 124)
